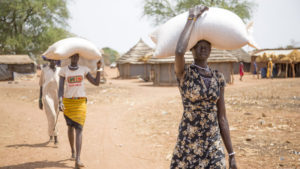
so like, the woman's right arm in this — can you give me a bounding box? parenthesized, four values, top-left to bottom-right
(175, 5, 208, 79)
(58, 76, 65, 111)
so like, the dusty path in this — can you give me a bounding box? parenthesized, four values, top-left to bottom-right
(0, 70, 299, 169)
(0, 71, 178, 169)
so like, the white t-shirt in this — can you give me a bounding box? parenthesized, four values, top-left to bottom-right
(59, 66, 90, 98)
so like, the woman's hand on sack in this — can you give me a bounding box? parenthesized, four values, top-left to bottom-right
(189, 5, 208, 19)
(97, 60, 102, 69)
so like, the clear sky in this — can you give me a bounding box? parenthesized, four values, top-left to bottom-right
(68, 0, 300, 54)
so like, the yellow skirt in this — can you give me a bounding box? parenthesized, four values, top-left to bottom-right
(63, 98, 87, 128)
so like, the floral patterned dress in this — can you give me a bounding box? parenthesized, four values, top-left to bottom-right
(170, 64, 226, 169)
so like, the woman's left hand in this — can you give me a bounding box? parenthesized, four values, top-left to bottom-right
(97, 60, 102, 69)
(229, 156, 237, 169)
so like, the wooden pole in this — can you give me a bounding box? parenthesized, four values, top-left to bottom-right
(285, 63, 288, 78)
(292, 63, 295, 78)
(231, 63, 234, 84)
(157, 64, 160, 85)
(144, 64, 147, 80)
(168, 64, 172, 84)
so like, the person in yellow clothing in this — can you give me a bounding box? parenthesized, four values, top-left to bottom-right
(267, 58, 273, 78)
(58, 53, 101, 169)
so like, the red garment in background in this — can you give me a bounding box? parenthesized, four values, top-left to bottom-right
(239, 64, 244, 76)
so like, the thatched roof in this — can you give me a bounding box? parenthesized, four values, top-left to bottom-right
(227, 49, 251, 63)
(117, 39, 153, 64)
(0, 55, 34, 64)
(254, 49, 300, 63)
(148, 48, 238, 64)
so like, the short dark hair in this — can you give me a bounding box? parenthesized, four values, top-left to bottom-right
(71, 53, 79, 57)
(191, 40, 211, 50)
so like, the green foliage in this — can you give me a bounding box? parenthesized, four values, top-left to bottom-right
(143, 0, 256, 25)
(101, 47, 120, 66)
(143, 0, 177, 25)
(0, 0, 71, 58)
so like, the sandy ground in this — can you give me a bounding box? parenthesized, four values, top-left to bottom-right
(0, 68, 299, 169)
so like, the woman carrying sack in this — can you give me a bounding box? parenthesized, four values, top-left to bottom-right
(58, 53, 101, 169)
(170, 5, 237, 169)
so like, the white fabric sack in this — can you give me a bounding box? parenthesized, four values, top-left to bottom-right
(43, 37, 102, 60)
(150, 7, 258, 58)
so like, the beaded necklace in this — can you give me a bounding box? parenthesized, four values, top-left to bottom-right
(192, 63, 210, 72)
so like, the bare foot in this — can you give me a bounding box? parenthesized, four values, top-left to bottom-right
(54, 136, 58, 145)
(71, 152, 75, 160)
(75, 161, 85, 168)
(49, 136, 53, 142)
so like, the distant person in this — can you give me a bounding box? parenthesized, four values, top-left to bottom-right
(253, 61, 260, 79)
(39, 59, 60, 144)
(253, 61, 257, 74)
(239, 62, 244, 81)
(58, 53, 101, 169)
(267, 58, 273, 78)
(171, 5, 237, 169)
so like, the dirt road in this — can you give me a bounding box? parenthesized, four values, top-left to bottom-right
(0, 69, 299, 169)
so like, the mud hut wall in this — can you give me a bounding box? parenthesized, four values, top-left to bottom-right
(153, 62, 234, 85)
(117, 64, 128, 78)
(129, 64, 151, 80)
(296, 63, 300, 77)
(0, 64, 13, 81)
(8, 63, 36, 73)
(209, 63, 233, 83)
(118, 63, 151, 79)
(153, 63, 177, 86)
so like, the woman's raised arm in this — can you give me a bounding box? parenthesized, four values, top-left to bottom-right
(175, 5, 208, 79)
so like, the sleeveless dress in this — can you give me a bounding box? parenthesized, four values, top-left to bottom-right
(170, 64, 226, 169)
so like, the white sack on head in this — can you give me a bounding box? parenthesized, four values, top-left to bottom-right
(150, 7, 259, 58)
(42, 37, 102, 60)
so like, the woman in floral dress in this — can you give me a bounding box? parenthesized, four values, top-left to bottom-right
(171, 5, 237, 169)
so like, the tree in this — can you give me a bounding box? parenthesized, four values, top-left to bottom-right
(286, 39, 300, 49)
(0, 0, 72, 58)
(101, 47, 120, 66)
(143, 0, 255, 25)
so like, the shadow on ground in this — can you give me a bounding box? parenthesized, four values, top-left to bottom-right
(6, 141, 57, 148)
(0, 159, 72, 169)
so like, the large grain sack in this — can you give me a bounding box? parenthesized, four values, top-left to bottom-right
(150, 7, 258, 58)
(43, 37, 102, 60)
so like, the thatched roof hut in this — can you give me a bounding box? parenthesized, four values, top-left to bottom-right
(0, 55, 34, 64)
(117, 39, 153, 80)
(254, 49, 300, 63)
(252, 49, 300, 78)
(227, 49, 251, 74)
(148, 49, 238, 86)
(0, 55, 36, 81)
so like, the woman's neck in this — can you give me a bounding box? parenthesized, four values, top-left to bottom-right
(194, 60, 208, 68)
(69, 64, 78, 70)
